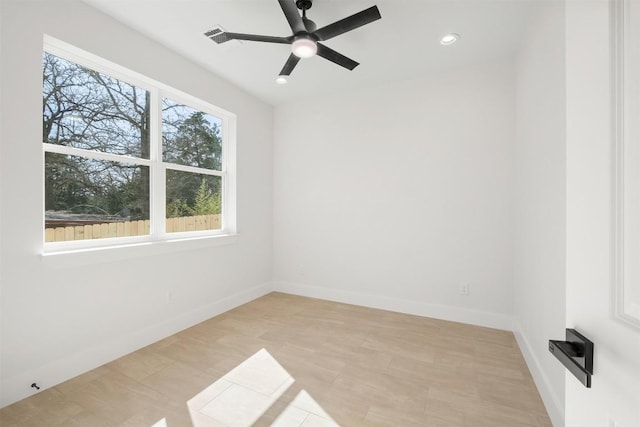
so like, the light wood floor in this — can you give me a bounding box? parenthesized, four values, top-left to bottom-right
(0, 292, 552, 426)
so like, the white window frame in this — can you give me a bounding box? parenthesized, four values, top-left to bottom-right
(42, 36, 237, 254)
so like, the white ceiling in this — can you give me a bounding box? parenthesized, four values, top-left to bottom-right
(82, 0, 542, 106)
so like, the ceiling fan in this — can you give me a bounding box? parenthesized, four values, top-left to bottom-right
(204, 0, 381, 78)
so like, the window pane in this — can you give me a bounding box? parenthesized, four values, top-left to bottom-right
(166, 170, 221, 233)
(42, 52, 150, 158)
(162, 98, 223, 170)
(44, 153, 150, 242)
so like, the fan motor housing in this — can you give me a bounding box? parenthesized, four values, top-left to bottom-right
(302, 17, 317, 32)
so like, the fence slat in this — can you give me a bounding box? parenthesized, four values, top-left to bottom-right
(93, 224, 101, 239)
(64, 227, 74, 241)
(195, 215, 204, 230)
(108, 223, 117, 238)
(84, 225, 93, 240)
(74, 226, 84, 240)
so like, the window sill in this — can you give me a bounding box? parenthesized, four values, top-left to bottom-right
(41, 233, 239, 268)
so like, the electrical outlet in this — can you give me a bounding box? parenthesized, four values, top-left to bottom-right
(459, 283, 470, 296)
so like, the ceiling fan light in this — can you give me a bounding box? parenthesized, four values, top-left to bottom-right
(291, 37, 317, 58)
(275, 75, 288, 84)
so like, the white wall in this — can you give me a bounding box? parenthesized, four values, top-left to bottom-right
(513, 4, 566, 426)
(565, 2, 640, 426)
(273, 60, 515, 329)
(0, 0, 273, 407)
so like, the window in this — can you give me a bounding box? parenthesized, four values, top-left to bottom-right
(42, 39, 236, 251)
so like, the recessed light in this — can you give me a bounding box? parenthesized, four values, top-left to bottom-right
(275, 76, 288, 85)
(440, 33, 460, 46)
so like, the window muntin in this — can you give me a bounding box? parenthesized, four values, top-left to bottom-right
(42, 43, 235, 249)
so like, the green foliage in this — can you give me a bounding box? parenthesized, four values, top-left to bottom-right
(166, 178, 220, 218)
(166, 198, 190, 218)
(163, 109, 222, 170)
(191, 179, 221, 215)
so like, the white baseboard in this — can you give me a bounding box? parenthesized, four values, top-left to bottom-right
(0, 281, 273, 409)
(273, 281, 513, 331)
(513, 322, 564, 427)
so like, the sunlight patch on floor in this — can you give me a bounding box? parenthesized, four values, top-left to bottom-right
(150, 418, 168, 427)
(185, 348, 338, 426)
(271, 390, 339, 427)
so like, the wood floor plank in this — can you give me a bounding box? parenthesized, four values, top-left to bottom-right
(0, 293, 552, 426)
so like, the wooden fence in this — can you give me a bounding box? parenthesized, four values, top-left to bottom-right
(166, 214, 221, 233)
(44, 214, 221, 242)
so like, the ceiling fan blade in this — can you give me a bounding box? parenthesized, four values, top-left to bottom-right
(279, 53, 301, 76)
(313, 6, 381, 41)
(278, 0, 306, 34)
(207, 31, 292, 45)
(316, 43, 359, 70)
